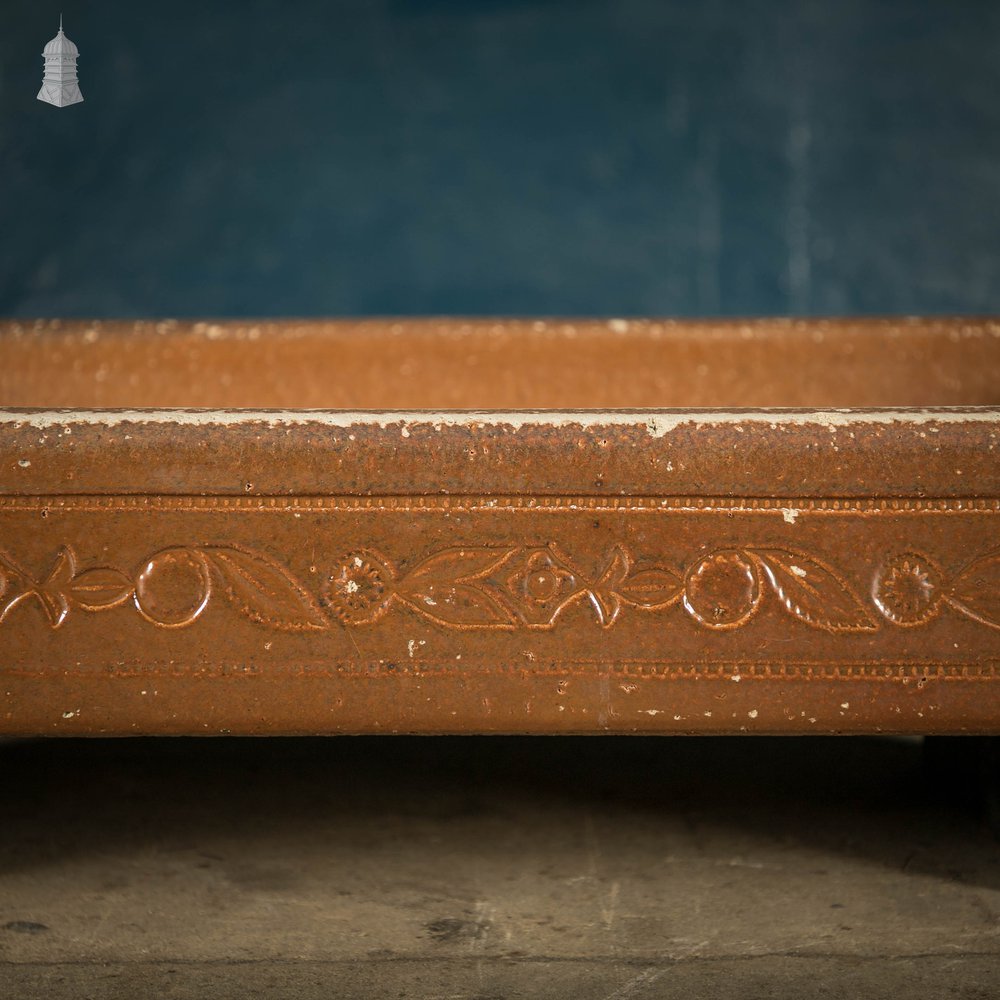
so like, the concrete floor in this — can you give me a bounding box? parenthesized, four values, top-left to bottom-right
(0, 736, 998, 998)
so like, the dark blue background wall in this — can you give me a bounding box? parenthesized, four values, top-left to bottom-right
(1, 1, 998, 317)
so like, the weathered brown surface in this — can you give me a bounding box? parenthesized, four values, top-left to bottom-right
(0, 319, 998, 736)
(2, 317, 999, 409)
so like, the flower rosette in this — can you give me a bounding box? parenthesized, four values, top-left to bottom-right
(873, 552, 943, 626)
(320, 550, 396, 624)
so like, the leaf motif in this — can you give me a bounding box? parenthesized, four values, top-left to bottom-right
(202, 546, 327, 631)
(752, 548, 878, 633)
(404, 546, 520, 584)
(0, 549, 71, 627)
(398, 581, 518, 628)
(69, 567, 133, 611)
(596, 546, 630, 586)
(585, 546, 632, 626)
(44, 546, 77, 589)
(616, 566, 683, 609)
(36, 547, 76, 627)
(582, 589, 621, 628)
(0, 552, 32, 621)
(945, 550, 1000, 628)
(0, 550, 24, 585)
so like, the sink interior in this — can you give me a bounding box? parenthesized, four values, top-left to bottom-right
(1, 318, 998, 410)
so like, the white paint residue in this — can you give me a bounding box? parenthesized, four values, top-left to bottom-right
(748, 709, 759, 719)
(17, 459, 30, 468)
(642, 709, 663, 716)
(3, 407, 996, 434)
(790, 565, 807, 578)
(781, 508, 800, 524)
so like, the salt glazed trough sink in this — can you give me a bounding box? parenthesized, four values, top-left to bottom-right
(0, 317, 998, 736)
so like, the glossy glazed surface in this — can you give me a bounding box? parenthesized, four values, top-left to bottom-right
(1, 319, 997, 736)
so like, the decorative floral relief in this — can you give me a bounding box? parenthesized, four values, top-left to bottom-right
(872, 548, 1000, 631)
(0, 542, 997, 634)
(0, 545, 326, 632)
(872, 553, 943, 626)
(320, 545, 640, 629)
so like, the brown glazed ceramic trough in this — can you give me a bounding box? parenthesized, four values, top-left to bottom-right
(0, 317, 998, 736)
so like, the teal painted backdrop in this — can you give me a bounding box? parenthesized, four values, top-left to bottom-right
(1, 1, 998, 317)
